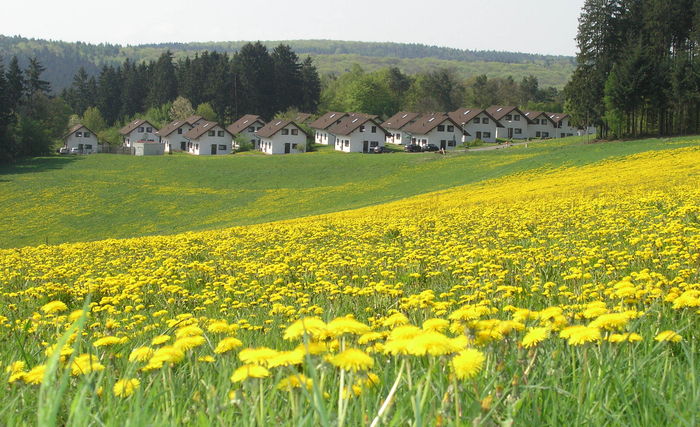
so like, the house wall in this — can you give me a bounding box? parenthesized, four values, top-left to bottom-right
(314, 130, 337, 145)
(162, 125, 193, 152)
(133, 142, 165, 156)
(462, 113, 498, 143)
(409, 122, 462, 149)
(527, 117, 555, 139)
(494, 112, 528, 139)
(237, 121, 264, 149)
(260, 125, 306, 154)
(64, 130, 99, 153)
(333, 125, 385, 153)
(556, 119, 576, 137)
(124, 124, 158, 147)
(186, 126, 233, 155)
(385, 129, 411, 145)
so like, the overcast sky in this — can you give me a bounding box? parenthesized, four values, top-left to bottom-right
(4, 0, 584, 56)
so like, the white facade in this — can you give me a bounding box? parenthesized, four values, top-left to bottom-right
(526, 116, 555, 139)
(334, 128, 385, 153)
(260, 125, 306, 155)
(186, 126, 233, 156)
(409, 122, 462, 150)
(64, 128, 99, 153)
(134, 142, 165, 156)
(237, 121, 265, 149)
(315, 130, 338, 146)
(461, 113, 498, 143)
(162, 125, 193, 153)
(556, 118, 577, 137)
(385, 130, 411, 145)
(494, 111, 528, 140)
(124, 124, 158, 147)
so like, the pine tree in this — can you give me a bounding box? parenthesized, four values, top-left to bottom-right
(6, 56, 25, 112)
(271, 44, 303, 113)
(26, 57, 51, 96)
(97, 65, 122, 125)
(235, 42, 276, 119)
(299, 56, 321, 113)
(146, 50, 177, 108)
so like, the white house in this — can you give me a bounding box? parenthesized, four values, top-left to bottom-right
(120, 119, 159, 147)
(486, 106, 530, 140)
(547, 113, 577, 138)
(256, 120, 308, 155)
(448, 108, 500, 143)
(183, 121, 234, 155)
(157, 115, 206, 153)
(328, 115, 388, 153)
(309, 112, 347, 145)
(404, 113, 464, 150)
(523, 111, 557, 139)
(226, 114, 266, 150)
(62, 124, 99, 154)
(381, 112, 420, 145)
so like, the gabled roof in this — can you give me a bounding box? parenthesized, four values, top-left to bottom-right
(546, 112, 570, 124)
(485, 106, 531, 123)
(294, 113, 312, 124)
(226, 114, 265, 135)
(309, 112, 348, 130)
(448, 108, 503, 127)
(184, 121, 231, 140)
(119, 119, 158, 135)
(523, 111, 556, 125)
(404, 113, 464, 135)
(62, 124, 96, 139)
(327, 115, 388, 136)
(156, 120, 190, 137)
(184, 115, 204, 125)
(256, 120, 309, 138)
(381, 112, 420, 130)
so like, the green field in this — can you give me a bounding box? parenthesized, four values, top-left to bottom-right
(1, 136, 698, 249)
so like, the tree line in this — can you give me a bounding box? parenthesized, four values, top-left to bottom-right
(565, 0, 700, 138)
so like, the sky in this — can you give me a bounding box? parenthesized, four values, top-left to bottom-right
(4, 0, 585, 56)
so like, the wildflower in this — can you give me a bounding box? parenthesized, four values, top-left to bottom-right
(277, 374, 313, 391)
(327, 316, 370, 337)
(405, 331, 460, 356)
(208, 321, 231, 333)
(589, 313, 630, 331)
(521, 327, 549, 348)
(268, 349, 305, 368)
(654, 330, 682, 343)
(174, 335, 206, 351)
(358, 332, 384, 344)
(239, 347, 280, 366)
(175, 325, 203, 339)
(231, 364, 270, 383)
(113, 378, 140, 397)
(381, 313, 408, 328)
(214, 337, 243, 354)
(149, 346, 185, 366)
(422, 318, 450, 332)
(129, 347, 155, 362)
(23, 365, 47, 385)
(566, 327, 601, 346)
(151, 335, 171, 345)
(93, 336, 124, 347)
(198, 355, 215, 363)
(283, 317, 327, 340)
(44, 344, 74, 358)
(41, 301, 68, 314)
(451, 349, 485, 380)
(329, 348, 374, 372)
(608, 333, 642, 343)
(71, 354, 105, 376)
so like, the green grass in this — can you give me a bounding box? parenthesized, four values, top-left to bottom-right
(1, 136, 698, 249)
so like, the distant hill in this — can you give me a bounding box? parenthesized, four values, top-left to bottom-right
(0, 35, 576, 92)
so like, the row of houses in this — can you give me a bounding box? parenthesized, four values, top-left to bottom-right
(62, 107, 587, 156)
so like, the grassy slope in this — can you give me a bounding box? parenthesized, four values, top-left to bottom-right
(1, 136, 698, 248)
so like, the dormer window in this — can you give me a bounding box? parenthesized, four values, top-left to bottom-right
(291, 129, 299, 135)
(76, 131, 82, 137)
(84, 132, 91, 138)
(513, 115, 520, 121)
(146, 127, 153, 132)
(282, 129, 289, 135)
(447, 125, 454, 132)
(360, 125, 365, 132)
(505, 115, 512, 121)
(178, 128, 183, 134)
(473, 118, 481, 124)
(371, 126, 376, 133)
(138, 127, 144, 132)
(483, 118, 489, 124)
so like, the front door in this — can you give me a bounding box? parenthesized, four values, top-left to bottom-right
(363, 141, 369, 153)
(211, 144, 217, 155)
(284, 143, 291, 154)
(181, 141, 186, 151)
(508, 128, 514, 139)
(440, 140, 447, 150)
(476, 131, 482, 140)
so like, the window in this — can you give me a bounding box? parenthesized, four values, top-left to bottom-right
(218, 131, 224, 137)
(85, 144, 92, 149)
(437, 125, 445, 131)
(208, 130, 215, 136)
(292, 143, 298, 149)
(195, 144, 199, 149)
(146, 127, 153, 132)
(84, 132, 91, 138)
(514, 128, 522, 134)
(138, 127, 144, 132)
(344, 141, 349, 147)
(219, 144, 226, 150)
(76, 131, 82, 137)
(447, 125, 454, 132)
(483, 132, 491, 138)
(371, 126, 376, 133)
(248, 126, 255, 132)
(291, 129, 298, 135)
(543, 132, 549, 137)
(482, 118, 489, 124)
(412, 138, 416, 143)
(440, 140, 446, 145)
(505, 115, 512, 121)
(536, 131, 541, 137)
(178, 128, 183, 134)
(359, 125, 365, 132)
(473, 118, 480, 124)
(370, 141, 378, 147)
(280, 128, 289, 135)
(448, 141, 456, 147)
(513, 115, 520, 121)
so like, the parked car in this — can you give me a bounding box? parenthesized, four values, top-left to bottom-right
(404, 144, 422, 152)
(372, 146, 392, 153)
(70, 147, 81, 154)
(421, 144, 439, 152)
(58, 147, 69, 155)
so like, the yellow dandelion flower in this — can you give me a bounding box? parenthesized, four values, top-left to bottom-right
(329, 348, 374, 372)
(44, 344, 74, 358)
(566, 327, 601, 346)
(129, 347, 155, 362)
(149, 346, 185, 366)
(175, 325, 203, 339)
(521, 327, 549, 349)
(387, 325, 422, 340)
(23, 365, 47, 385)
(294, 341, 327, 355)
(71, 354, 105, 376)
(214, 337, 243, 354)
(41, 301, 68, 314)
(608, 333, 643, 343)
(358, 332, 384, 344)
(381, 313, 408, 328)
(451, 349, 485, 380)
(198, 355, 215, 363)
(589, 313, 630, 331)
(239, 347, 280, 366)
(231, 364, 270, 383)
(268, 349, 305, 368)
(113, 378, 140, 397)
(654, 330, 682, 343)
(422, 318, 450, 332)
(326, 316, 370, 337)
(5, 361, 26, 374)
(207, 321, 231, 333)
(277, 374, 313, 391)
(93, 336, 124, 347)
(173, 335, 206, 351)
(283, 317, 327, 340)
(151, 335, 171, 345)
(68, 310, 87, 322)
(406, 331, 460, 356)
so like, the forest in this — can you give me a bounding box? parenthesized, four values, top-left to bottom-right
(565, 0, 700, 138)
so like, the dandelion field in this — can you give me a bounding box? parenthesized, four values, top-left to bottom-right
(1, 142, 700, 425)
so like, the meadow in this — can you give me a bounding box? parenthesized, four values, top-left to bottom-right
(1, 136, 698, 249)
(0, 138, 698, 425)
